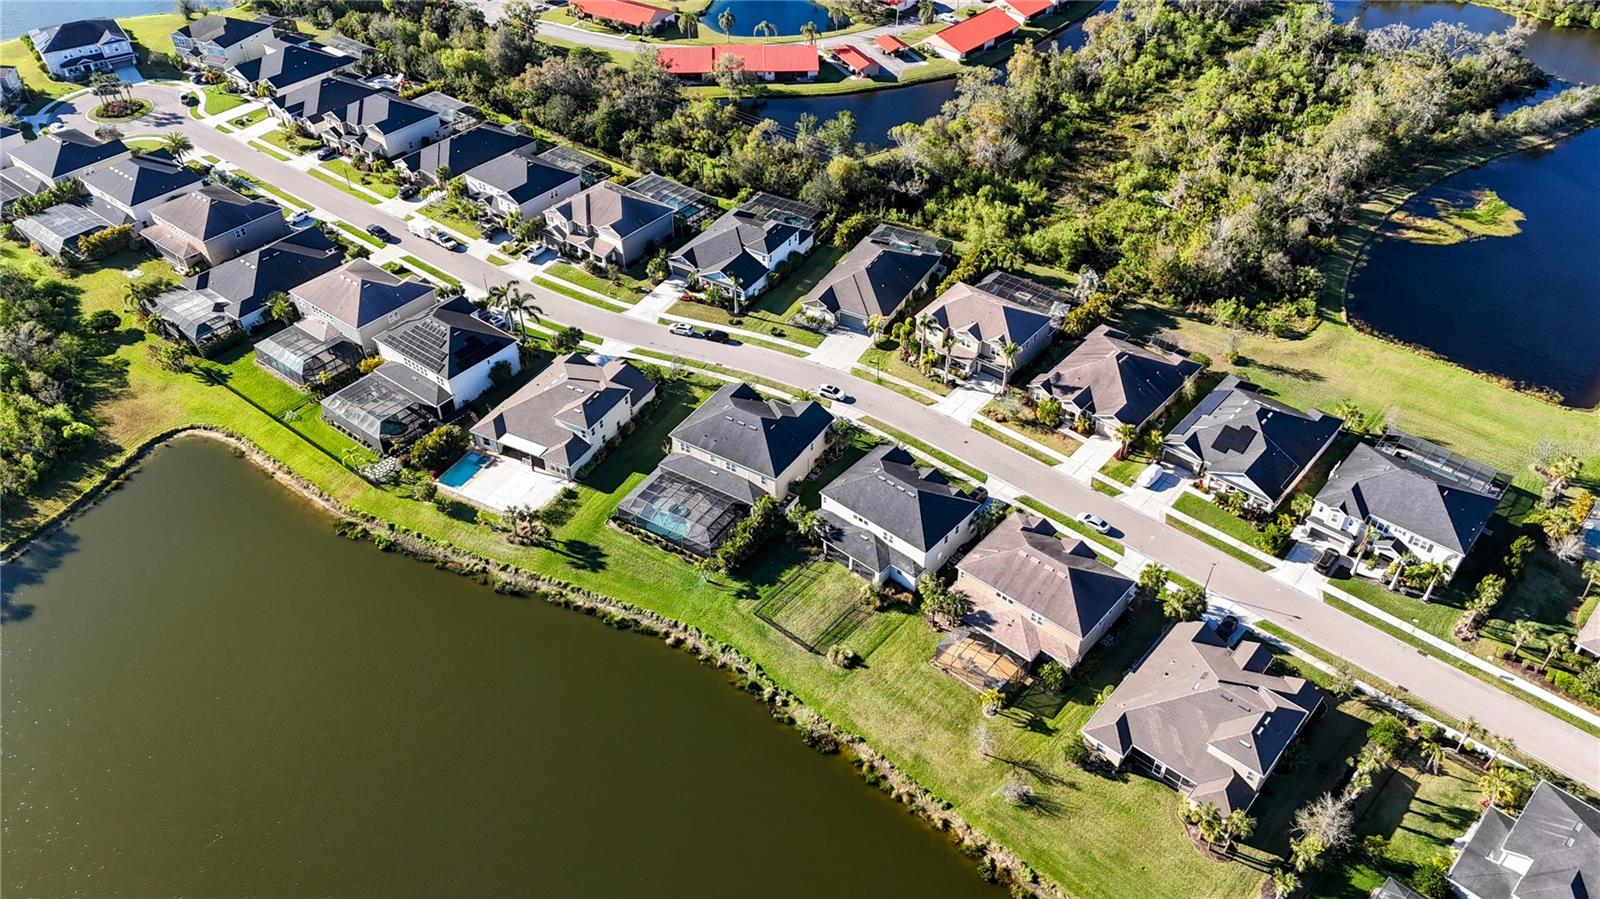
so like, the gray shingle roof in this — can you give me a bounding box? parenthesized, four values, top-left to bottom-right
(671, 209, 805, 284)
(31, 19, 127, 53)
(290, 258, 434, 328)
(1030, 324, 1202, 428)
(80, 150, 202, 207)
(550, 181, 673, 241)
(1316, 442, 1504, 554)
(471, 354, 654, 462)
(923, 282, 1054, 347)
(958, 514, 1134, 641)
(274, 75, 379, 119)
(176, 15, 271, 47)
(376, 297, 514, 378)
(1164, 376, 1343, 504)
(148, 184, 282, 241)
(467, 150, 580, 204)
(397, 124, 533, 178)
(186, 227, 343, 320)
(11, 129, 127, 179)
(821, 445, 980, 551)
(802, 227, 943, 322)
(324, 92, 435, 134)
(671, 382, 833, 478)
(1449, 781, 1600, 899)
(233, 44, 347, 90)
(1082, 621, 1322, 814)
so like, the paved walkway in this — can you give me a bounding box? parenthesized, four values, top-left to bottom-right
(626, 277, 686, 321)
(51, 81, 1598, 789)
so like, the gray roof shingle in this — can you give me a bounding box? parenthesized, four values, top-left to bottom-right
(670, 382, 833, 478)
(185, 226, 343, 320)
(958, 514, 1134, 643)
(470, 354, 654, 467)
(147, 184, 282, 241)
(31, 19, 128, 53)
(802, 226, 943, 322)
(11, 129, 128, 180)
(821, 445, 980, 552)
(80, 150, 202, 207)
(1316, 441, 1504, 554)
(1030, 324, 1202, 428)
(397, 124, 533, 178)
(233, 43, 347, 91)
(466, 150, 581, 204)
(176, 15, 271, 47)
(376, 296, 514, 378)
(1164, 376, 1343, 504)
(923, 282, 1054, 347)
(1448, 781, 1600, 899)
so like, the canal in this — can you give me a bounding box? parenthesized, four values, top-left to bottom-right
(1, 437, 996, 897)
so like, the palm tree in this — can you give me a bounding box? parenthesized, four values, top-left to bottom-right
(1190, 801, 1224, 849)
(727, 273, 744, 316)
(917, 0, 935, 26)
(717, 8, 735, 34)
(1221, 810, 1255, 854)
(162, 132, 194, 163)
(999, 341, 1020, 386)
(506, 288, 543, 339)
(1114, 422, 1139, 460)
(1460, 715, 1483, 753)
(866, 313, 887, 338)
(1583, 561, 1600, 599)
(800, 21, 819, 44)
(1269, 868, 1299, 899)
(754, 20, 777, 38)
(1478, 763, 1526, 809)
(1541, 632, 1571, 673)
(1510, 619, 1538, 658)
(681, 10, 700, 38)
(1419, 739, 1444, 775)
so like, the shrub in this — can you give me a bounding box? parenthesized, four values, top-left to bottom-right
(1367, 714, 1409, 756)
(1036, 660, 1066, 693)
(83, 309, 121, 332)
(826, 644, 858, 669)
(489, 359, 515, 386)
(1256, 515, 1295, 557)
(358, 356, 384, 375)
(409, 424, 469, 471)
(77, 223, 133, 260)
(550, 325, 584, 353)
(1063, 738, 1092, 768)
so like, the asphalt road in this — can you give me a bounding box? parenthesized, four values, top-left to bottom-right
(54, 83, 1600, 790)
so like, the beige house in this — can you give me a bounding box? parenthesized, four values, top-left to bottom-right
(665, 383, 833, 499)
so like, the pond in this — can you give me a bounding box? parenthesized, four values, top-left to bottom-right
(703, 0, 843, 36)
(0, 437, 997, 898)
(1346, 126, 1600, 408)
(1336, 1, 1600, 85)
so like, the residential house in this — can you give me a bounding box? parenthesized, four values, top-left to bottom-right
(267, 75, 379, 128)
(8, 128, 128, 187)
(955, 514, 1136, 671)
(146, 226, 344, 348)
(1307, 433, 1509, 581)
(471, 354, 657, 479)
(874, 34, 912, 57)
(374, 296, 520, 409)
(229, 43, 350, 96)
(571, 0, 675, 33)
(463, 149, 583, 222)
(1162, 376, 1343, 512)
(1029, 324, 1203, 437)
(289, 257, 437, 351)
(171, 15, 275, 69)
(922, 8, 1020, 62)
(315, 92, 443, 160)
(409, 91, 478, 130)
(394, 123, 534, 184)
(800, 224, 945, 331)
(1578, 610, 1600, 659)
(1082, 621, 1324, 814)
(79, 149, 204, 225)
(543, 180, 675, 268)
(657, 45, 820, 82)
(997, 0, 1065, 23)
(834, 45, 880, 78)
(27, 20, 134, 80)
(141, 184, 290, 272)
(614, 383, 833, 554)
(1447, 780, 1598, 899)
(668, 207, 813, 303)
(321, 361, 451, 452)
(819, 445, 982, 590)
(918, 281, 1056, 386)
(253, 317, 364, 386)
(1, 66, 26, 109)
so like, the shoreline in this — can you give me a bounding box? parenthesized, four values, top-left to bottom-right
(1, 425, 1058, 899)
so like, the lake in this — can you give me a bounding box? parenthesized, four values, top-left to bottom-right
(0, 437, 996, 897)
(1, 0, 172, 40)
(1346, 126, 1600, 407)
(703, 0, 842, 37)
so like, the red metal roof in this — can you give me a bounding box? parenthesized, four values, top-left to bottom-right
(834, 45, 877, 74)
(874, 34, 910, 53)
(572, 0, 672, 29)
(1000, 0, 1055, 19)
(657, 44, 821, 77)
(928, 7, 1020, 56)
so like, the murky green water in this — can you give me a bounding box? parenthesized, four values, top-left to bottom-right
(2, 437, 993, 897)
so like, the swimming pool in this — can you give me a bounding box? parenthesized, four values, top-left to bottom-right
(438, 452, 490, 489)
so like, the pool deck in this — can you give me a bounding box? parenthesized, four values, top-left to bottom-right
(437, 453, 567, 514)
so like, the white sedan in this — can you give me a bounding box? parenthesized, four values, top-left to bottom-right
(818, 383, 848, 401)
(669, 322, 697, 337)
(1075, 512, 1112, 535)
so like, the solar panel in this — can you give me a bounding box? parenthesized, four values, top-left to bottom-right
(978, 271, 1074, 314)
(737, 191, 821, 229)
(1210, 424, 1257, 455)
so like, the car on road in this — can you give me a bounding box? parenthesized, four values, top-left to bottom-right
(432, 232, 459, 250)
(818, 383, 848, 402)
(181, 92, 198, 106)
(668, 322, 697, 337)
(1313, 548, 1342, 576)
(365, 223, 392, 241)
(1075, 512, 1112, 535)
(316, 146, 338, 161)
(702, 329, 729, 343)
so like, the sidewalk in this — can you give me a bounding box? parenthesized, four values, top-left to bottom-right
(930, 385, 992, 425)
(1055, 436, 1119, 483)
(626, 277, 686, 321)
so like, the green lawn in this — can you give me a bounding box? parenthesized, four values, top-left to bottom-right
(229, 107, 268, 128)
(202, 83, 248, 116)
(669, 246, 843, 349)
(259, 127, 325, 156)
(754, 558, 871, 651)
(1166, 517, 1274, 571)
(1173, 493, 1264, 547)
(544, 262, 647, 304)
(859, 341, 954, 395)
(249, 141, 291, 161)
(629, 349, 812, 403)
(399, 255, 461, 287)
(419, 200, 484, 239)
(227, 170, 311, 212)
(319, 159, 400, 199)
(534, 277, 627, 313)
(329, 219, 384, 248)
(307, 167, 381, 204)
(851, 366, 938, 405)
(972, 418, 1060, 465)
(984, 408, 1084, 458)
(1100, 456, 1147, 486)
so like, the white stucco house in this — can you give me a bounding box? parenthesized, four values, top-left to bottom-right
(28, 20, 135, 80)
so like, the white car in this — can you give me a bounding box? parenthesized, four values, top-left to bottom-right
(432, 232, 459, 250)
(818, 383, 847, 401)
(1135, 462, 1164, 489)
(669, 322, 696, 337)
(1075, 512, 1112, 535)
(286, 209, 312, 227)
